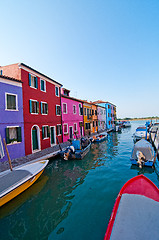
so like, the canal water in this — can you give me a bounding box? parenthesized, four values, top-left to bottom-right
(1, 120, 159, 240)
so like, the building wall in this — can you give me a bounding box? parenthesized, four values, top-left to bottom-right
(21, 68, 62, 155)
(97, 106, 106, 131)
(83, 103, 92, 136)
(91, 104, 98, 133)
(0, 77, 25, 162)
(61, 96, 84, 142)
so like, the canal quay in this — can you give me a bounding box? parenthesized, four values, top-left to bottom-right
(0, 121, 159, 240)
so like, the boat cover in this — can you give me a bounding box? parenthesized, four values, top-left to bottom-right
(0, 170, 32, 196)
(131, 139, 154, 160)
(110, 193, 159, 240)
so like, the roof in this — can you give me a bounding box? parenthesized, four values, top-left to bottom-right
(61, 94, 84, 103)
(0, 75, 22, 83)
(93, 100, 116, 107)
(19, 63, 62, 86)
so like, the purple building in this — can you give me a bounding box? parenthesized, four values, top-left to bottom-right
(0, 75, 25, 162)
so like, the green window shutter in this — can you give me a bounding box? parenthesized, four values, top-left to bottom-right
(56, 105, 57, 115)
(47, 126, 50, 137)
(5, 128, 11, 144)
(17, 127, 22, 142)
(37, 102, 39, 113)
(56, 125, 58, 135)
(60, 125, 62, 135)
(29, 73, 31, 86)
(29, 100, 32, 113)
(46, 104, 48, 114)
(41, 102, 43, 114)
(42, 126, 44, 139)
(35, 77, 38, 89)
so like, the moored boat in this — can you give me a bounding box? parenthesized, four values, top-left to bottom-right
(104, 175, 159, 240)
(122, 121, 131, 128)
(0, 160, 49, 207)
(130, 139, 154, 167)
(133, 126, 149, 142)
(60, 138, 91, 160)
(93, 133, 107, 142)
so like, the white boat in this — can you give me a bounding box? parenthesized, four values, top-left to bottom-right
(133, 126, 149, 142)
(122, 121, 131, 128)
(130, 139, 154, 167)
(0, 160, 49, 207)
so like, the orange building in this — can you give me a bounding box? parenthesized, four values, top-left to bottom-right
(91, 103, 98, 133)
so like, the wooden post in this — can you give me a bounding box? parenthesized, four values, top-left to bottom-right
(3, 138, 13, 171)
(56, 136, 62, 151)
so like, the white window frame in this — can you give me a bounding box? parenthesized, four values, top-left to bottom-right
(40, 79, 46, 92)
(6, 125, 20, 144)
(79, 103, 83, 116)
(30, 99, 39, 114)
(63, 123, 68, 134)
(42, 125, 50, 139)
(30, 73, 38, 89)
(73, 105, 76, 114)
(55, 86, 59, 97)
(57, 124, 62, 136)
(5, 92, 18, 111)
(63, 103, 67, 114)
(41, 101, 48, 115)
(56, 105, 61, 116)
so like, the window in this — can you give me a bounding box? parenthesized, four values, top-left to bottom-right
(63, 103, 67, 114)
(95, 110, 97, 116)
(5, 93, 18, 110)
(56, 105, 61, 116)
(29, 73, 38, 89)
(6, 127, 22, 144)
(55, 86, 59, 97)
(56, 124, 62, 136)
(42, 126, 50, 139)
(63, 124, 68, 134)
(41, 102, 48, 114)
(84, 108, 86, 116)
(29, 100, 39, 114)
(93, 121, 95, 127)
(92, 109, 94, 115)
(73, 105, 76, 114)
(74, 123, 77, 132)
(0, 70, 2, 75)
(40, 79, 46, 92)
(85, 123, 90, 130)
(79, 104, 83, 115)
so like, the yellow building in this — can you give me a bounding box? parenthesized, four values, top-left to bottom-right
(83, 101, 92, 136)
(91, 103, 98, 133)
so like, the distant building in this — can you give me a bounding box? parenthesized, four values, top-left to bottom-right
(93, 100, 116, 129)
(0, 63, 62, 155)
(97, 105, 106, 132)
(91, 103, 98, 133)
(83, 101, 92, 136)
(0, 75, 25, 162)
(61, 88, 84, 142)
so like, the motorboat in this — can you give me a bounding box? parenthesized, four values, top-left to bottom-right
(133, 126, 149, 142)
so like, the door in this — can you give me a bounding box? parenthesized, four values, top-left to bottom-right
(32, 126, 38, 151)
(69, 126, 73, 139)
(50, 126, 56, 145)
(80, 126, 83, 137)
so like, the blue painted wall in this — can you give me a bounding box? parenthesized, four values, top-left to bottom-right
(0, 79, 25, 162)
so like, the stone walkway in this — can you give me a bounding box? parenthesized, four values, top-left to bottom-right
(0, 142, 70, 173)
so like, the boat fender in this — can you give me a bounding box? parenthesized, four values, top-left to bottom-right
(136, 151, 146, 168)
(64, 146, 75, 160)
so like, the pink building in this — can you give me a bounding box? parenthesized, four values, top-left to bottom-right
(61, 88, 84, 142)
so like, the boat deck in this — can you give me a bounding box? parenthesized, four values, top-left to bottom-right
(0, 170, 32, 196)
(110, 194, 159, 240)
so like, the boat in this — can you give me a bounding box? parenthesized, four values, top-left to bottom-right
(0, 160, 49, 207)
(93, 133, 107, 142)
(104, 175, 159, 240)
(130, 139, 154, 167)
(133, 126, 149, 142)
(122, 121, 131, 128)
(60, 138, 91, 160)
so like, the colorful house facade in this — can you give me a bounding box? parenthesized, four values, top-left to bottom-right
(61, 88, 84, 142)
(97, 105, 106, 132)
(0, 63, 62, 155)
(91, 103, 98, 133)
(83, 101, 92, 136)
(0, 75, 25, 162)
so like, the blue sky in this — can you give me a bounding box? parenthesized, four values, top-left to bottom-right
(1, 0, 159, 118)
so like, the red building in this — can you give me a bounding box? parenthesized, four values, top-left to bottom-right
(0, 63, 62, 155)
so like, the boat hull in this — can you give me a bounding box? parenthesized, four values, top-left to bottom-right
(0, 169, 44, 207)
(130, 158, 154, 167)
(104, 175, 159, 240)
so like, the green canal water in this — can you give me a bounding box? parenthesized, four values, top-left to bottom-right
(1, 120, 159, 240)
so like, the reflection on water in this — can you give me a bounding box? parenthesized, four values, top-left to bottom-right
(0, 120, 159, 240)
